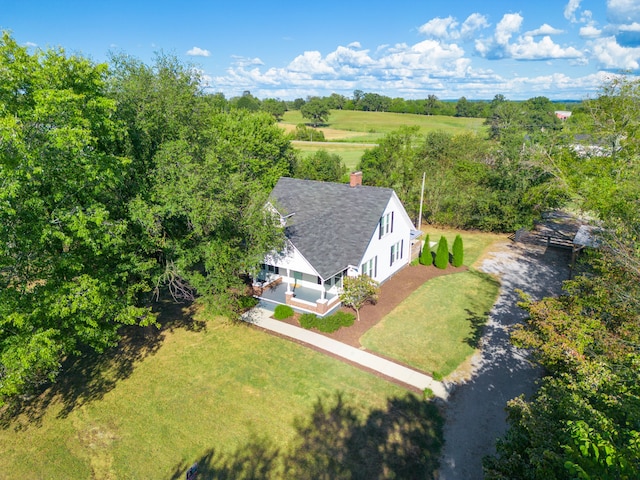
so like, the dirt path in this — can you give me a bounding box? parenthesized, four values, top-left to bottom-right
(437, 241, 571, 480)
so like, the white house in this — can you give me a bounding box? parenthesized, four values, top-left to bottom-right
(253, 173, 422, 316)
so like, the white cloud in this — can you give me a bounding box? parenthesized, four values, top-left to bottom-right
(418, 16, 459, 39)
(591, 36, 640, 69)
(510, 35, 583, 60)
(347, 41, 362, 48)
(288, 51, 336, 75)
(186, 46, 211, 57)
(564, 0, 582, 22)
(525, 24, 564, 36)
(460, 13, 490, 37)
(620, 22, 640, 32)
(495, 14, 523, 46)
(230, 56, 264, 67)
(607, 0, 640, 24)
(580, 25, 602, 38)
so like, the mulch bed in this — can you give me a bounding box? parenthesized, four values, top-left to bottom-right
(275, 264, 467, 348)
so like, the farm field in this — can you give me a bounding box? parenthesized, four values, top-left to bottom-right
(292, 141, 373, 171)
(282, 109, 486, 142)
(283, 109, 486, 172)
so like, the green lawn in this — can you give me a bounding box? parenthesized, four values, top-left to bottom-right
(361, 230, 505, 378)
(0, 310, 427, 479)
(293, 141, 372, 171)
(361, 271, 500, 378)
(283, 109, 486, 141)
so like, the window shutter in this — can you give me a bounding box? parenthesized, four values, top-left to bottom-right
(391, 211, 394, 233)
(401, 239, 404, 259)
(379, 219, 383, 239)
(374, 256, 378, 277)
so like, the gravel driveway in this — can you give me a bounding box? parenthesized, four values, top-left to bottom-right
(437, 241, 571, 480)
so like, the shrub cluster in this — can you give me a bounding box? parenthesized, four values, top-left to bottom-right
(293, 124, 325, 142)
(299, 311, 355, 333)
(273, 304, 295, 320)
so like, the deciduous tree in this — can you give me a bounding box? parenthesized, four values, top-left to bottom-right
(340, 275, 379, 322)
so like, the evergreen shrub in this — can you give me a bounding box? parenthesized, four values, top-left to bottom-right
(419, 234, 433, 266)
(452, 234, 464, 267)
(435, 236, 449, 269)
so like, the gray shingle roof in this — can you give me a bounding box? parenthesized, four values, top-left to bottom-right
(269, 177, 394, 279)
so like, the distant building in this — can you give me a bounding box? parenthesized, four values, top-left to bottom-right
(555, 110, 572, 120)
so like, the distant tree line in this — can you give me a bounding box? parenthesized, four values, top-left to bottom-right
(225, 89, 579, 122)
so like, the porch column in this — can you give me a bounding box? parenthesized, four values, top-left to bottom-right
(320, 279, 326, 300)
(286, 268, 291, 293)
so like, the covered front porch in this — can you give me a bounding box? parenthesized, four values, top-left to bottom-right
(254, 278, 341, 317)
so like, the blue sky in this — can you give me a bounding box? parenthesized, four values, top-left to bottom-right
(3, 0, 640, 100)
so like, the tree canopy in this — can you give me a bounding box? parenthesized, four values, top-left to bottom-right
(484, 76, 640, 480)
(0, 33, 292, 403)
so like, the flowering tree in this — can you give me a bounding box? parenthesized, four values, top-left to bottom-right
(340, 275, 379, 322)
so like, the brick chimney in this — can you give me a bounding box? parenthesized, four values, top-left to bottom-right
(350, 171, 362, 187)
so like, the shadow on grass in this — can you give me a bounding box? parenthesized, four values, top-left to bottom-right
(168, 392, 443, 480)
(464, 308, 489, 349)
(0, 293, 206, 431)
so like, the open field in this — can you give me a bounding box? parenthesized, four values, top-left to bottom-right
(361, 229, 505, 378)
(283, 110, 486, 172)
(282, 109, 486, 142)
(0, 310, 415, 479)
(292, 141, 373, 171)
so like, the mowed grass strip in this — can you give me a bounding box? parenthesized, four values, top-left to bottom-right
(0, 315, 406, 479)
(282, 109, 486, 141)
(361, 231, 505, 378)
(293, 141, 372, 171)
(361, 270, 500, 378)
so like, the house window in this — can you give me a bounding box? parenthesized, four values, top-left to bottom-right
(378, 211, 394, 238)
(266, 264, 280, 274)
(390, 240, 403, 266)
(361, 256, 378, 278)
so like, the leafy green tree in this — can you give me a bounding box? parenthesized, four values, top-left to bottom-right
(452, 235, 463, 267)
(261, 98, 287, 121)
(300, 97, 330, 127)
(485, 76, 640, 480)
(434, 236, 449, 269)
(419, 235, 433, 266)
(132, 110, 294, 316)
(326, 93, 346, 110)
(0, 33, 154, 402)
(234, 90, 261, 111)
(294, 150, 346, 182)
(340, 275, 379, 322)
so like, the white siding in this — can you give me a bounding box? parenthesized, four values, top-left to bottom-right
(264, 241, 322, 291)
(357, 193, 412, 283)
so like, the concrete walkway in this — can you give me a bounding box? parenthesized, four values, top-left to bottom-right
(242, 307, 448, 399)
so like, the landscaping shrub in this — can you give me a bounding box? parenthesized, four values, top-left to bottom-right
(452, 234, 464, 267)
(419, 234, 433, 266)
(299, 311, 355, 333)
(299, 313, 318, 329)
(238, 295, 259, 312)
(274, 304, 295, 320)
(435, 236, 449, 269)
